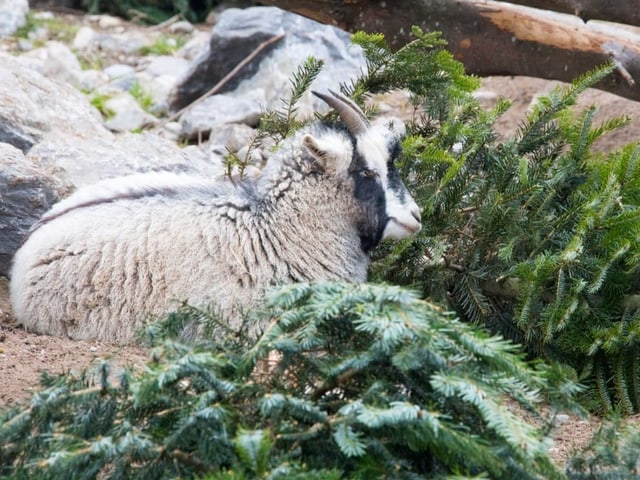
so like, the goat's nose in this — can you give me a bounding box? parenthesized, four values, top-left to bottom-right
(410, 202, 422, 223)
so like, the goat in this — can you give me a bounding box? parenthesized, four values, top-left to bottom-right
(10, 91, 422, 342)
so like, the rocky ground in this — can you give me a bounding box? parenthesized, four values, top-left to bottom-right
(1, 5, 640, 468)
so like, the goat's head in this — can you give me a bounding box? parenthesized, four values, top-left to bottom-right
(305, 90, 422, 252)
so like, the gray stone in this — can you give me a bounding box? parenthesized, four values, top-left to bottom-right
(180, 88, 265, 139)
(0, 0, 28, 38)
(182, 144, 226, 178)
(104, 63, 137, 91)
(94, 14, 124, 30)
(77, 68, 110, 92)
(26, 132, 221, 188)
(32, 11, 54, 21)
(207, 123, 257, 154)
(170, 6, 365, 136)
(115, 30, 160, 54)
(162, 121, 182, 137)
(18, 41, 84, 89)
(169, 6, 289, 110)
(228, 10, 365, 110)
(0, 143, 69, 276)
(72, 25, 97, 50)
(169, 20, 194, 35)
(16, 38, 32, 51)
(0, 54, 218, 187)
(103, 92, 158, 132)
(144, 55, 191, 78)
(176, 31, 210, 61)
(0, 55, 107, 152)
(135, 72, 178, 116)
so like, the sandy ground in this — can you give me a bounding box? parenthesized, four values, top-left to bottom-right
(0, 277, 149, 406)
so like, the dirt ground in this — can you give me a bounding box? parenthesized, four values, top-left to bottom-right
(0, 277, 149, 406)
(1, 8, 640, 466)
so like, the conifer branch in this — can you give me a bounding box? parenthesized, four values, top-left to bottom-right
(310, 368, 360, 400)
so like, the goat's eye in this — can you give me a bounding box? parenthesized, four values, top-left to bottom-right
(361, 169, 379, 179)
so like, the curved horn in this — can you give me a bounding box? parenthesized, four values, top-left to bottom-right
(312, 89, 370, 135)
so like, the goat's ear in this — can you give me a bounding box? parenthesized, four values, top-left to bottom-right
(302, 133, 351, 176)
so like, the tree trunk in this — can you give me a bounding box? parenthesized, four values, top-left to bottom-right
(507, 0, 640, 27)
(260, 0, 640, 102)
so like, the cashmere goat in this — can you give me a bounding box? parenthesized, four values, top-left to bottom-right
(10, 91, 422, 342)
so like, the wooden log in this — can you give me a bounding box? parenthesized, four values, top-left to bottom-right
(507, 0, 640, 27)
(260, 0, 640, 102)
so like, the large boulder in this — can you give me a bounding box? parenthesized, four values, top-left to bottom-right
(170, 6, 366, 137)
(0, 143, 69, 276)
(169, 6, 286, 111)
(0, 53, 108, 152)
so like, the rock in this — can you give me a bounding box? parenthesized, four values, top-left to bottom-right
(72, 26, 97, 50)
(144, 55, 191, 78)
(27, 131, 219, 188)
(204, 9, 217, 26)
(162, 121, 182, 137)
(135, 71, 176, 116)
(168, 8, 280, 111)
(182, 144, 226, 177)
(169, 20, 194, 35)
(176, 31, 210, 61)
(180, 88, 265, 139)
(0, 143, 69, 276)
(104, 63, 137, 91)
(0, 0, 28, 38)
(207, 123, 257, 155)
(169, 6, 365, 138)
(93, 14, 123, 30)
(76, 68, 110, 92)
(104, 92, 158, 132)
(32, 11, 54, 21)
(104, 30, 151, 54)
(18, 41, 84, 89)
(0, 55, 107, 152)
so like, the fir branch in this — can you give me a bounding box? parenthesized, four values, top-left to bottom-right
(258, 56, 324, 142)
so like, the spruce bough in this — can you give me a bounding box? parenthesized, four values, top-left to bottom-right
(364, 29, 640, 414)
(0, 283, 575, 479)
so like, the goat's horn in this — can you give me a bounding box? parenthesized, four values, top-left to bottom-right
(312, 89, 370, 135)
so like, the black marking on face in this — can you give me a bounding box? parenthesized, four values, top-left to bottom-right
(386, 160, 407, 204)
(385, 138, 408, 202)
(388, 137, 402, 161)
(350, 150, 388, 253)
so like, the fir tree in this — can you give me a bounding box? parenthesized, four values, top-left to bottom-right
(359, 29, 640, 414)
(0, 283, 579, 479)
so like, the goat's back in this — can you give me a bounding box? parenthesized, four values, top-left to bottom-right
(9, 171, 369, 342)
(10, 193, 248, 340)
